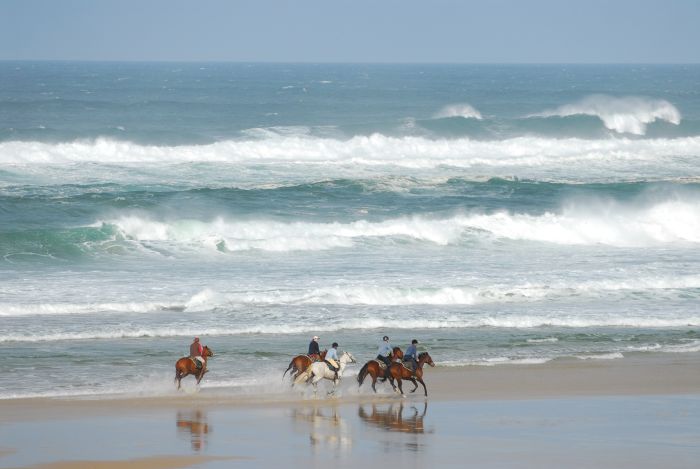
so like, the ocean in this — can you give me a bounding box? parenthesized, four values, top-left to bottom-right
(1, 62, 699, 399)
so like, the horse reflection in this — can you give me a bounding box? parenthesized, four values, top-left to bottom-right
(176, 410, 210, 451)
(291, 406, 352, 454)
(358, 402, 429, 434)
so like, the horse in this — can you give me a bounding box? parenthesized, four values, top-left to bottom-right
(282, 349, 327, 381)
(387, 351, 435, 397)
(174, 345, 214, 390)
(293, 351, 356, 395)
(356, 347, 404, 393)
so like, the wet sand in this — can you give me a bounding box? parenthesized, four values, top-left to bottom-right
(1, 353, 698, 468)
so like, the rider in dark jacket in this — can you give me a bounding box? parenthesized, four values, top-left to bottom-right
(308, 335, 321, 359)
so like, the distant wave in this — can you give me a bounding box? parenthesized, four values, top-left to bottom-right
(530, 95, 681, 135)
(433, 103, 483, 119)
(0, 301, 182, 317)
(3, 274, 700, 317)
(3, 314, 699, 343)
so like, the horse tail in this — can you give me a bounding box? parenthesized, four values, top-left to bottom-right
(357, 362, 369, 386)
(282, 360, 294, 379)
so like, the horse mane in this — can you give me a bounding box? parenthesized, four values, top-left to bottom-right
(418, 352, 428, 359)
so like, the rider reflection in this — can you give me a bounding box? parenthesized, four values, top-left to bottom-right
(291, 406, 352, 455)
(176, 410, 210, 451)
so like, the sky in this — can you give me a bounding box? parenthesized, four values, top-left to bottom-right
(2, 0, 699, 63)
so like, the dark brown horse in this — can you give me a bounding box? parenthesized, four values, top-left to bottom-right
(387, 351, 435, 397)
(282, 350, 327, 381)
(356, 347, 403, 393)
(175, 345, 213, 389)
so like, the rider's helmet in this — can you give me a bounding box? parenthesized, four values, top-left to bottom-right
(313, 335, 320, 341)
(332, 342, 338, 348)
(194, 337, 200, 342)
(412, 339, 418, 344)
(383, 335, 389, 341)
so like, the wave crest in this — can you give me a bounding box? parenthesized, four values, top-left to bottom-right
(97, 197, 700, 253)
(531, 95, 681, 135)
(433, 103, 483, 120)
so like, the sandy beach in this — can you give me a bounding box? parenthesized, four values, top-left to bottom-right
(1, 353, 698, 469)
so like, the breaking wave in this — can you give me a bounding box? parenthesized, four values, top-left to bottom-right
(97, 198, 700, 252)
(3, 273, 700, 318)
(3, 313, 699, 343)
(433, 103, 483, 119)
(531, 95, 681, 135)
(1, 135, 699, 171)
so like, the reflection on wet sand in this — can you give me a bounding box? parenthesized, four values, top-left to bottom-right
(291, 405, 352, 455)
(176, 410, 210, 452)
(358, 402, 431, 434)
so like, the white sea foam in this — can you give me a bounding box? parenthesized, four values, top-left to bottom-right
(527, 337, 559, 344)
(433, 103, 483, 119)
(660, 340, 700, 354)
(97, 197, 700, 253)
(1, 135, 698, 172)
(575, 352, 625, 360)
(0, 301, 182, 317)
(441, 357, 553, 367)
(3, 314, 699, 343)
(3, 272, 700, 319)
(531, 95, 681, 135)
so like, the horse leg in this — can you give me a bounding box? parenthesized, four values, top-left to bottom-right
(418, 377, 428, 397)
(175, 371, 182, 390)
(371, 375, 378, 393)
(387, 375, 398, 393)
(397, 378, 406, 397)
(410, 378, 419, 393)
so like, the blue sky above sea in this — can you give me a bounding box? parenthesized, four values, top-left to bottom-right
(1, 0, 699, 63)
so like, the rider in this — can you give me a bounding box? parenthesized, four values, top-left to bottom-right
(308, 335, 321, 361)
(189, 337, 205, 372)
(325, 342, 340, 380)
(403, 339, 419, 375)
(376, 335, 393, 377)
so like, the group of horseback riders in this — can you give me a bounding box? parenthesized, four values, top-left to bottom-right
(179, 334, 432, 395)
(187, 334, 420, 378)
(308, 334, 421, 379)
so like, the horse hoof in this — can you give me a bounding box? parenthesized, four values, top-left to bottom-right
(402, 394, 406, 398)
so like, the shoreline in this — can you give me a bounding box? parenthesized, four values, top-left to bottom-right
(2, 352, 697, 420)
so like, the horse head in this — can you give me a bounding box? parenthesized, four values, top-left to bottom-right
(418, 352, 434, 367)
(203, 346, 214, 357)
(392, 347, 403, 360)
(340, 351, 356, 364)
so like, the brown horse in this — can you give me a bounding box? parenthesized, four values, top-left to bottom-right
(175, 345, 213, 389)
(356, 347, 404, 393)
(387, 351, 435, 397)
(282, 350, 327, 381)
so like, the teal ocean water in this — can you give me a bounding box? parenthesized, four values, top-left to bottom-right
(1, 63, 699, 398)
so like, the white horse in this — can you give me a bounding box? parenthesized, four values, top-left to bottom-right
(294, 351, 356, 395)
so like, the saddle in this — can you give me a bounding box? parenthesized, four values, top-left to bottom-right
(401, 360, 415, 372)
(372, 360, 388, 370)
(324, 360, 339, 372)
(189, 357, 203, 370)
(307, 354, 322, 362)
